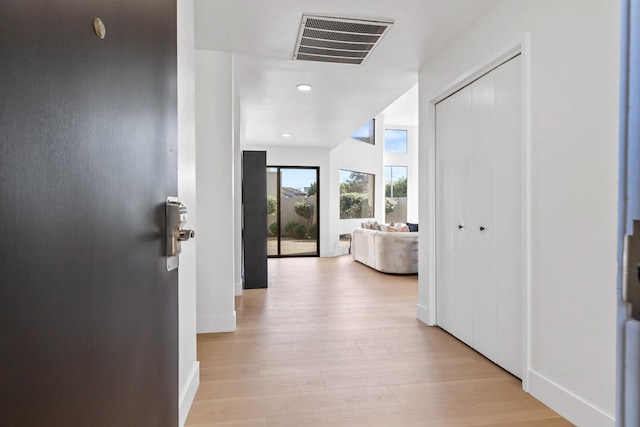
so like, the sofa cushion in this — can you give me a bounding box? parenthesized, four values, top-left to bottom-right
(352, 228, 376, 267)
(351, 228, 418, 274)
(361, 220, 382, 230)
(373, 232, 419, 274)
(387, 223, 409, 232)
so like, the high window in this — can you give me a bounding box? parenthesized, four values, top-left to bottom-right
(351, 119, 375, 145)
(384, 129, 408, 153)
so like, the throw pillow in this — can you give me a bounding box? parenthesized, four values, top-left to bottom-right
(407, 222, 419, 232)
(371, 220, 382, 231)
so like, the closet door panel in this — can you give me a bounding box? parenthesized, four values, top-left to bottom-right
(495, 55, 522, 377)
(470, 70, 498, 362)
(453, 86, 475, 347)
(436, 86, 474, 346)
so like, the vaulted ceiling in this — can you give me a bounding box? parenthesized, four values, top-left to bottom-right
(194, 0, 498, 148)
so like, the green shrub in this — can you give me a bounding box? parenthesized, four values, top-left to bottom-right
(340, 193, 372, 219)
(308, 223, 318, 240)
(268, 221, 279, 236)
(294, 200, 314, 228)
(385, 197, 398, 214)
(284, 220, 299, 236)
(292, 224, 307, 239)
(266, 195, 277, 216)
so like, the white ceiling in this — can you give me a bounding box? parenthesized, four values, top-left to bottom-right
(381, 84, 419, 127)
(194, 0, 498, 148)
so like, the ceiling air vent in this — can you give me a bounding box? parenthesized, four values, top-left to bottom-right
(293, 15, 393, 65)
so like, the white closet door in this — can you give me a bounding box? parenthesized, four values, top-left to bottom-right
(435, 55, 521, 377)
(495, 55, 522, 377)
(471, 69, 498, 362)
(435, 84, 474, 346)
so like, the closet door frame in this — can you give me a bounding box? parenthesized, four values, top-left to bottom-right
(423, 36, 532, 391)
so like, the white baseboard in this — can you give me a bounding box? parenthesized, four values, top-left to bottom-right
(321, 247, 350, 257)
(179, 361, 200, 427)
(234, 282, 243, 296)
(528, 370, 614, 427)
(416, 303, 433, 326)
(197, 311, 236, 333)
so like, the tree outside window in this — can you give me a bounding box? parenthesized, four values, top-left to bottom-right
(384, 166, 408, 223)
(339, 169, 375, 219)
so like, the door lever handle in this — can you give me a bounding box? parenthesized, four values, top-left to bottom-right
(480, 226, 485, 231)
(178, 229, 195, 241)
(458, 224, 464, 229)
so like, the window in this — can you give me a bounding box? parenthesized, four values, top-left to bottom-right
(339, 169, 375, 219)
(384, 166, 407, 223)
(351, 119, 375, 145)
(385, 166, 407, 198)
(384, 129, 408, 153)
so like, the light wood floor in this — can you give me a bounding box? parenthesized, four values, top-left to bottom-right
(186, 255, 571, 426)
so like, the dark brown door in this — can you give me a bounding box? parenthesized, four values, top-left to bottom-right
(0, 1, 178, 425)
(242, 151, 268, 289)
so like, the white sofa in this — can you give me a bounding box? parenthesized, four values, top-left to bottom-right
(351, 228, 419, 274)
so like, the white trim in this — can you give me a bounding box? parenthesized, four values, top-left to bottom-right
(321, 247, 350, 257)
(197, 311, 236, 333)
(178, 361, 200, 427)
(528, 370, 614, 427)
(416, 303, 432, 326)
(426, 98, 437, 326)
(426, 36, 531, 390)
(430, 42, 522, 105)
(520, 32, 533, 393)
(234, 282, 243, 296)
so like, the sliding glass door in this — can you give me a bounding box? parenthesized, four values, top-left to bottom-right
(267, 166, 319, 257)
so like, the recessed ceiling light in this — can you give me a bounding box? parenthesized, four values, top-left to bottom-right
(282, 133, 292, 138)
(296, 84, 312, 92)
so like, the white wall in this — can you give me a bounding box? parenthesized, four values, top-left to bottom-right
(418, 1, 619, 425)
(195, 49, 236, 333)
(177, 0, 199, 424)
(244, 145, 333, 256)
(381, 123, 419, 223)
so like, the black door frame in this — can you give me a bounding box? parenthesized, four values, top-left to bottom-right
(268, 165, 320, 258)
